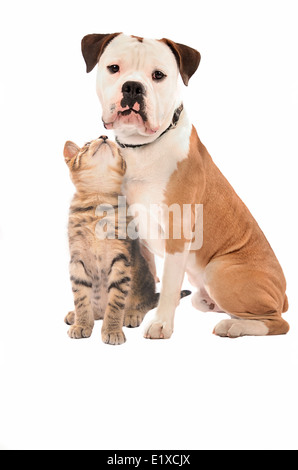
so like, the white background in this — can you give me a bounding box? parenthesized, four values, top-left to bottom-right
(0, 0, 298, 450)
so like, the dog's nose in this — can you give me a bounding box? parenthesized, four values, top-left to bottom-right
(99, 135, 108, 142)
(122, 81, 145, 101)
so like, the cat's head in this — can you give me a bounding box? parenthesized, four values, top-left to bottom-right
(63, 136, 126, 194)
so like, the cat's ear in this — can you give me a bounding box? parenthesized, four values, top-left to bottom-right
(64, 141, 80, 165)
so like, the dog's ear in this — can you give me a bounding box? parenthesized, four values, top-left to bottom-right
(81, 33, 121, 73)
(161, 38, 201, 86)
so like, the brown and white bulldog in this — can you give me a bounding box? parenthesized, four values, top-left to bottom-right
(81, 33, 289, 339)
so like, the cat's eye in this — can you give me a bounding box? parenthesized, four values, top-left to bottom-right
(152, 70, 166, 81)
(107, 65, 120, 74)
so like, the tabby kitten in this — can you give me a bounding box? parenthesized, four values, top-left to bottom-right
(64, 136, 161, 345)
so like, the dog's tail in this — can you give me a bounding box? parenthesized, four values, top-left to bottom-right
(151, 290, 191, 308)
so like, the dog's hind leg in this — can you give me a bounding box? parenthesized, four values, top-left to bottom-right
(191, 288, 224, 313)
(204, 258, 289, 337)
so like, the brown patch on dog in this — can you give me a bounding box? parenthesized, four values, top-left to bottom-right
(163, 126, 205, 254)
(164, 126, 289, 334)
(263, 317, 290, 335)
(131, 35, 143, 43)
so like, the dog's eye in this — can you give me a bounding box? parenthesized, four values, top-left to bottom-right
(107, 65, 120, 74)
(152, 70, 166, 81)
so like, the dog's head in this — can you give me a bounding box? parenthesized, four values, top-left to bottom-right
(81, 33, 200, 144)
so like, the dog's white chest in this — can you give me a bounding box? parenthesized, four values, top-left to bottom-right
(121, 113, 192, 204)
(120, 115, 192, 256)
(122, 164, 168, 256)
(122, 165, 167, 206)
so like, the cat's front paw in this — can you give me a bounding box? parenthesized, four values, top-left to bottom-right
(124, 312, 146, 328)
(102, 330, 126, 345)
(68, 324, 93, 339)
(64, 311, 75, 325)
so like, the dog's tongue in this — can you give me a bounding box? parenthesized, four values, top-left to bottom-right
(120, 103, 140, 113)
(104, 103, 158, 134)
(132, 102, 140, 112)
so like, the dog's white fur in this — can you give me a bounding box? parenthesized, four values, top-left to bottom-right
(95, 35, 194, 338)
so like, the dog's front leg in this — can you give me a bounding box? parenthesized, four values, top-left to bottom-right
(144, 244, 189, 339)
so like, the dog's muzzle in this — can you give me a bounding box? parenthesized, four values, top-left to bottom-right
(121, 81, 146, 108)
(120, 81, 147, 122)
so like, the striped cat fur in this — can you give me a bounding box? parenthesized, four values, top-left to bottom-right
(63, 136, 190, 344)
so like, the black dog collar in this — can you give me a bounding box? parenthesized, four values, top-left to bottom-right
(115, 104, 184, 149)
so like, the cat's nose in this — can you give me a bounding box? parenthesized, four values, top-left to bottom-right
(99, 135, 108, 142)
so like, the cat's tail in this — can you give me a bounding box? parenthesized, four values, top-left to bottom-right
(180, 290, 192, 299)
(151, 290, 191, 308)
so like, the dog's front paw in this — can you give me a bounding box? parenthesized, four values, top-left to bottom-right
(102, 330, 126, 345)
(144, 318, 173, 340)
(68, 324, 93, 339)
